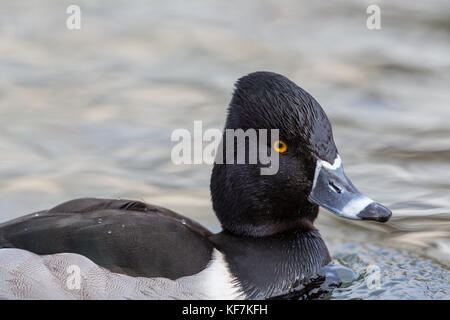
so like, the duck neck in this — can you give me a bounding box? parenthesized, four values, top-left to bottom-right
(210, 228, 331, 299)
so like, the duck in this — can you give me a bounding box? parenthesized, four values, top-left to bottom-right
(0, 71, 391, 300)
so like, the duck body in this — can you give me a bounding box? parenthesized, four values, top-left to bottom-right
(0, 72, 391, 299)
(0, 198, 214, 280)
(0, 197, 330, 299)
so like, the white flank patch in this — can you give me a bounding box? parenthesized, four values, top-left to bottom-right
(0, 248, 245, 300)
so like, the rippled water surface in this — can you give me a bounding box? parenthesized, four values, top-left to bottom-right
(0, 0, 449, 299)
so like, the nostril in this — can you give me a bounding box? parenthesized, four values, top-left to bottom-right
(329, 181, 342, 194)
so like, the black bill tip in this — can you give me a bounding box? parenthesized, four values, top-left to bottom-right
(357, 202, 392, 223)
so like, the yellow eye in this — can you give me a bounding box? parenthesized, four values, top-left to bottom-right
(273, 140, 287, 153)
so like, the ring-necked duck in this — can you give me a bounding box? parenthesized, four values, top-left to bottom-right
(0, 72, 391, 299)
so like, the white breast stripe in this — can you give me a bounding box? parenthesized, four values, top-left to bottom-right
(178, 249, 245, 300)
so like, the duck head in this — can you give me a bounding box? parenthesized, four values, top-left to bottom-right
(211, 72, 391, 237)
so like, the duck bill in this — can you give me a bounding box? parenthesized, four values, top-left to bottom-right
(308, 156, 392, 223)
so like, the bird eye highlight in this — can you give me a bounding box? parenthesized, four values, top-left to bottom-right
(273, 140, 287, 153)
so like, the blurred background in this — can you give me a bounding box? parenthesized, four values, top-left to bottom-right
(0, 0, 449, 298)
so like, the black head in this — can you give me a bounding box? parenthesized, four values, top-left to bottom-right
(210, 72, 391, 237)
(224, 72, 338, 162)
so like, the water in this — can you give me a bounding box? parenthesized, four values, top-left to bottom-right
(329, 244, 449, 299)
(0, 0, 449, 299)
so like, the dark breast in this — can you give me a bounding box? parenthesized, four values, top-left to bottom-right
(210, 229, 331, 299)
(0, 198, 214, 279)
